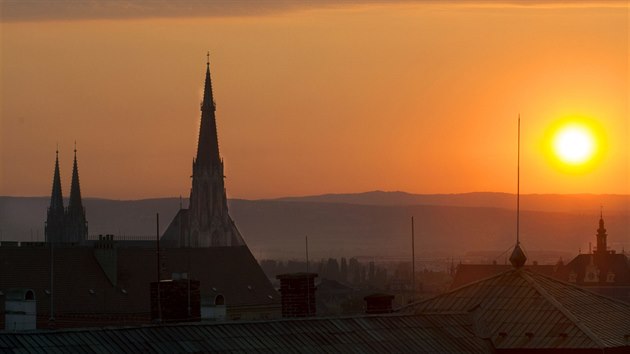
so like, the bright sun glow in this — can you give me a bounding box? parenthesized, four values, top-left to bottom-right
(552, 125, 595, 165)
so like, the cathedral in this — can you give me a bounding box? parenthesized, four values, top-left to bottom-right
(162, 56, 244, 247)
(0, 58, 280, 329)
(44, 148, 88, 244)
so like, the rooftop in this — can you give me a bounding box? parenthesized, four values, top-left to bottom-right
(401, 267, 630, 350)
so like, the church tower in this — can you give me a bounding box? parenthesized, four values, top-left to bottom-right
(65, 146, 88, 243)
(187, 54, 244, 247)
(595, 211, 609, 255)
(45, 150, 65, 243)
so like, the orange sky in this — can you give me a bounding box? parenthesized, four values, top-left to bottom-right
(1, 1, 628, 199)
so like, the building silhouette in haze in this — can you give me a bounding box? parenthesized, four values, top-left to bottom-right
(162, 56, 244, 247)
(44, 148, 88, 244)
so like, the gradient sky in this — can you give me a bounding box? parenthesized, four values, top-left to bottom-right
(1, 1, 628, 200)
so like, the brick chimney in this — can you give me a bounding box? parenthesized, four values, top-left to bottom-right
(364, 293, 395, 314)
(151, 276, 201, 323)
(276, 273, 317, 317)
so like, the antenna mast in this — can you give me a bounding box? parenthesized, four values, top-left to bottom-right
(156, 213, 162, 323)
(411, 216, 415, 298)
(516, 114, 521, 245)
(305, 235, 309, 273)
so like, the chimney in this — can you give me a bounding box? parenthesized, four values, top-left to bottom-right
(150, 278, 201, 323)
(364, 293, 395, 314)
(276, 273, 317, 318)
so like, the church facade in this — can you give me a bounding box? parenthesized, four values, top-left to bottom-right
(162, 57, 244, 247)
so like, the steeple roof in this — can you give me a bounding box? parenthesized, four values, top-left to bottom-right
(67, 146, 83, 212)
(202, 52, 216, 112)
(598, 211, 607, 235)
(49, 149, 64, 214)
(195, 53, 221, 168)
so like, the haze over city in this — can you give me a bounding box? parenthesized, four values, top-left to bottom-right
(2, 0, 627, 200)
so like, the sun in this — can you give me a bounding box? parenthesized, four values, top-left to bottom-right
(552, 125, 595, 165)
(543, 117, 605, 173)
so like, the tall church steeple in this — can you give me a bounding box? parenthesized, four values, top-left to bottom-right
(186, 54, 243, 247)
(195, 52, 221, 169)
(45, 149, 65, 243)
(65, 144, 88, 243)
(67, 145, 84, 213)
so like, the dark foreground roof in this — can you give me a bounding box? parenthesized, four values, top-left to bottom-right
(0, 245, 278, 328)
(0, 314, 489, 353)
(401, 268, 630, 351)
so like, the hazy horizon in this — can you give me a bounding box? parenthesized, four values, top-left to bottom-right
(3, 190, 630, 202)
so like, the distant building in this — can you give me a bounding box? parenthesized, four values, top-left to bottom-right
(161, 56, 243, 247)
(554, 213, 630, 302)
(44, 148, 88, 244)
(449, 213, 630, 303)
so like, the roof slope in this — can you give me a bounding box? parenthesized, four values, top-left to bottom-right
(0, 314, 489, 353)
(450, 263, 555, 289)
(0, 245, 278, 328)
(401, 268, 630, 350)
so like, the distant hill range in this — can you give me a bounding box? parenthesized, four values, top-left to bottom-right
(275, 191, 630, 213)
(1, 191, 628, 260)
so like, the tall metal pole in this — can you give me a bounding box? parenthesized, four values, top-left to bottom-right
(49, 235, 55, 327)
(516, 114, 521, 245)
(305, 235, 309, 273)
(411, 216, 415, 298)
(305, 235, 310, 316)
(156, 213, 162, 323)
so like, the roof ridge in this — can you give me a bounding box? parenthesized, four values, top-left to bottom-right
(519, 270, 606, 348)
(398, 268, 515, 312)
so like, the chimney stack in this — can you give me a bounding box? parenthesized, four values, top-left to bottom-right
(276, 273, 317, 318)
(150, 279, 201, 323)
(364, 293, 395, 314)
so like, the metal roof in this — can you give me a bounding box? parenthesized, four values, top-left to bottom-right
(0, 314, 488, 353)
(401, 268, 630, 350)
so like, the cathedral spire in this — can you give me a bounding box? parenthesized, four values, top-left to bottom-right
(46, 149, 65, 243)
(195, 52, 220, 168)
(178, 55, 244, 247)
(68, 143, 83, 211)
(49, 149, 64, 215)
(66, 143, 88, 243)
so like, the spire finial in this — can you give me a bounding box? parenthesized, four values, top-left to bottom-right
(74, 141, 77, 157)
(600, 205, 603, 219)
(206, 51, 210, 67)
